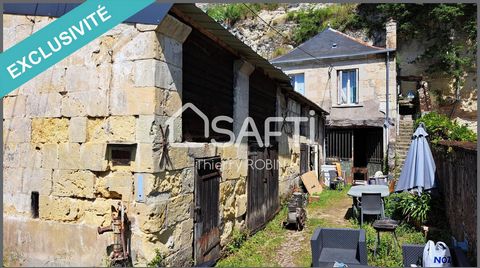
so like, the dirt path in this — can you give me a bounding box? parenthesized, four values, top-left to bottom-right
(275, 192, 353, 267)
(276, 229, 307, 267)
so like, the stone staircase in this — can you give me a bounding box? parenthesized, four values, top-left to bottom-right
(394, 117, 415, 178)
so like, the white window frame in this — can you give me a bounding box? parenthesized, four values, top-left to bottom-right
(337, 69, 359, 105)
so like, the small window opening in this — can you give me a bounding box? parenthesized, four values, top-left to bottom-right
(108, 144, 136, 166)
(31, 191, 39, 218)
(332, 43, 337, 48)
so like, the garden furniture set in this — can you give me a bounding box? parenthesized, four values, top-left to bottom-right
(311, 228, 470, 267)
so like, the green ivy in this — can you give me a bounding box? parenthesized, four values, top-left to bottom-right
(415, 112, 477, 143)
(286, 4, 359, 45)
(355, 4, 476, 93)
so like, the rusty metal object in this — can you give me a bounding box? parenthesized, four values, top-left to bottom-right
(98, 202, 130, 267)
(283, 192, 307, 231)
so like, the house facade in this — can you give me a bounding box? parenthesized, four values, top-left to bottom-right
(271, 22, 397, 180)
(3, 4, 326, 267)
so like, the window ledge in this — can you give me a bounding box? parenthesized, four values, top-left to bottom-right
(332, 104, 363, 108)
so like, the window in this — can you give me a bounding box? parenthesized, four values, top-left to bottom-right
(289, 73, 305, 95)
(338, 69, 358, 105)
(107, 144, 136, 166)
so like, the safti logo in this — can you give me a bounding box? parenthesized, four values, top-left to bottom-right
(165, 103, 317, 148)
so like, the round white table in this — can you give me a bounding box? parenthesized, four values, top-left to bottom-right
(347, 185, 390, 198)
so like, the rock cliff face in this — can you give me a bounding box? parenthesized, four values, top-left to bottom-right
(197, 3, 339, 60)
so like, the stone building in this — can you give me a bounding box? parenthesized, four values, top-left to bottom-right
(2, 4, 327, 266)
(271, 22, 397, 180)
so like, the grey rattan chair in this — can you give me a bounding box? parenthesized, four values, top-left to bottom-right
(360, 193, 384, 226)
(402, 244, 471, 267)
(311, 228, 368, 267)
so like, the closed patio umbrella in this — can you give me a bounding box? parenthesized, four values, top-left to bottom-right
(395, 123, 436, 193)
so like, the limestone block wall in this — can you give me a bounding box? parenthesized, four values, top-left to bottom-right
(3, 12, 325, 267)
(2, 13, 196, 267)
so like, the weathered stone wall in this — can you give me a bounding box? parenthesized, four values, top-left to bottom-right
(431, 142, 477, 265)
(397, 39, 477, 130)
(275, 89, 325, 199)
(3, 12, 325, 267)
(2, 13, 195, 267)
(279, 55, 397, 128)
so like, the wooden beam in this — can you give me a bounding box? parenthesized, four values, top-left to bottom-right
(170, 6, 242, 59)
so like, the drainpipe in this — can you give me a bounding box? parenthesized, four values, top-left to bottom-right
(385, 51, 390, 168)
(386, 51, 390, 123)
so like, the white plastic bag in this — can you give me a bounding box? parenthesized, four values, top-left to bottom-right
(423, 240, 452, 267)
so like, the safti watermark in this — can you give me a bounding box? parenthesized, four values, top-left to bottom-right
(166, 103, 317, 148)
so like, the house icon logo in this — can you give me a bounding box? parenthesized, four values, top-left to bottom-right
(165, 102, 210, 147)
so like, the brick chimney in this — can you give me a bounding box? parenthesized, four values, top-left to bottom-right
(386, 19, 397, 49)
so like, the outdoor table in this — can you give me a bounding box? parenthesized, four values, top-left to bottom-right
(347, 185, 389, 220)
(347, 185, 390, 198)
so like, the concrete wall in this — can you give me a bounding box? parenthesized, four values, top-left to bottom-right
(431, 142, 477, 265)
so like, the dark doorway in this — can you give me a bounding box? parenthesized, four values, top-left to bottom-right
(353, 128, 384, 176)
(194, 157, 221, 266)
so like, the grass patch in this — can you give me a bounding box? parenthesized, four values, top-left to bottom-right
(216, 207, 288, 267)
(216, 186, 449, 267)
(308, 186, 351, 209)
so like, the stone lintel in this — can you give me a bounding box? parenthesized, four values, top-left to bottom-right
(156, 15, 192, 44)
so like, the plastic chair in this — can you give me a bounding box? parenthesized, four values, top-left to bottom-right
(360, 193, 384, 226)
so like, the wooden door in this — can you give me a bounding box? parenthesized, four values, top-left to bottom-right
(247, 144, 279, 233)
(300, 143, 309, 174)
(194, 157, 221, 266)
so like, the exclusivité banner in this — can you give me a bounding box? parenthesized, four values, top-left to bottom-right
(0, 0, 169, 97)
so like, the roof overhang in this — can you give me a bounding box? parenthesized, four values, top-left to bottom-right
(4, 3, 329, 115)
(171, 4, 328, 115)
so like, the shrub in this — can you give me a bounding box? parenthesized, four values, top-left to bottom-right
(385, 192, 431, 225)
(206, 4, 251, 26)
(398, 192, 431, 224)
(286, 4, 359, 45)
(415, 112, 477, 143)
